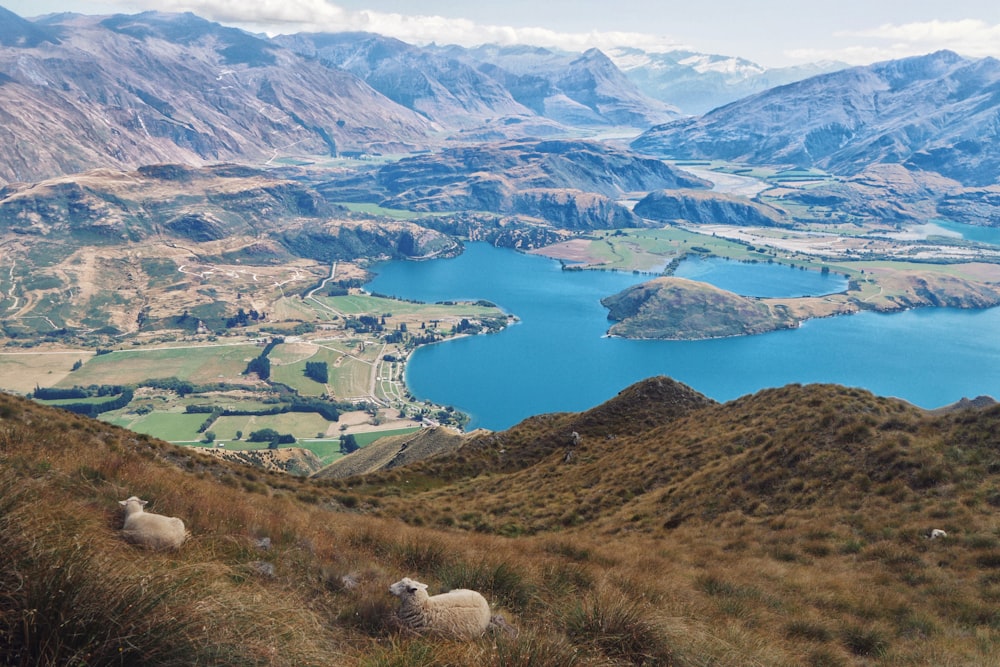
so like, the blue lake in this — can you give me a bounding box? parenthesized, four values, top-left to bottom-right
(369, 243, 1000, 431)
(673, 256, 848, 297)
(931, 219, 1000, 246)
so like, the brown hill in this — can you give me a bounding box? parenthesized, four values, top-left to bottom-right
(3, 377, 1000, 665)
(194, 445, 324, 476)
(313, 426, 467, 479)
(602, 276, 800, 339)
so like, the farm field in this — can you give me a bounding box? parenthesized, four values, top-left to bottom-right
(210, 411, 334, 441)
(105, 411, 207, 442)
(62, 343, 264, 387)
(0, 350, 91, 393)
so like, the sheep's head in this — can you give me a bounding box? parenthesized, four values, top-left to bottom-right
(389, 577, 428, 598)
(119, 496, 148, 510)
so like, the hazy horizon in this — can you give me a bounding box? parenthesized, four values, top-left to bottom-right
(4, 0, 1000, 68)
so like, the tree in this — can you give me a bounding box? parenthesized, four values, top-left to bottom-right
(248, 428, 280, 443)
(203, 431, 216, 443)
(235, 430, 243, 440)
(340, 433, 359, 454)
(305, 361, 329, 384)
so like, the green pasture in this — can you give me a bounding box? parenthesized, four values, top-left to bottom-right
(338, 202, 427, 220)
(210, 411, 334, 441)
(322, 294, 501, 319)
(106, 411, 207, 442)
(591, 228, 773, 271)
(328, 354, 374, 399)
(266, 339, 377, 398)
(270, 363, 328, 396)
(61, 344, 261, 386)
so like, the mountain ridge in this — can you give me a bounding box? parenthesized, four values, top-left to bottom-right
(632, 50, 1000, 187)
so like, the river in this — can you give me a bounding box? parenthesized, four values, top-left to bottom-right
(369, 242, 1000, 431)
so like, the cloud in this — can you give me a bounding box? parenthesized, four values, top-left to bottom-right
(785, 19, 1000, 65)
(112, 0, 684, 52)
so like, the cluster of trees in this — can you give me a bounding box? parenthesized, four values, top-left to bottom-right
(247, 428, 296, 448)
(184, 396, 343, 422)
(305, 361, 329, 384)
(33, 385, 127, 400)
(225, 308, 264, 328)
(39, 388, 135, 417)
(345, 315, 385, 333)
(244, 337, 283, 380)
(339, 433, 359, 454)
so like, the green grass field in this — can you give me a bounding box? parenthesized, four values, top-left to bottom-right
(63, 344, 261, 386)
(589, 228, 773, 272)
(338, 202, 427, 220)
(322, 294, 501, 319)
(105, 411, 207, 442)
(210, 412, 334, 441)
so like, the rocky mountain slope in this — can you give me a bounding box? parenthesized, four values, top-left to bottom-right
(0, 8, 694, 186)
(321, 138, 710, 228)
(274, 32, 536, 131)
(633, 50, 1000, 187)
(0, 10, 435, 185)
(434, 43, 681, 128)
(634, 188, 791, 226)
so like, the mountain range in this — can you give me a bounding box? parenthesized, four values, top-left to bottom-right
(0, 8, 437, 185)
(633, 50, 1000, 188)
(607, 47, 847, 114)
(0, 5, 853, 187)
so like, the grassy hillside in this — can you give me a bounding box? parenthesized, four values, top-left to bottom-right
(602, 277, 799, 339)
(2, 378, 999, 665)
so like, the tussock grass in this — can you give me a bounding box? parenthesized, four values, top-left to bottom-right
(3, 382, 1000, 665)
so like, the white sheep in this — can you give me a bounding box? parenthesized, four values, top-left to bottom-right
(119, 496, 188, 550)
(389, 577, 493, 640)
(929, 528, 948, 540)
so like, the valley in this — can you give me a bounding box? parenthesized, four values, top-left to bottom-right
(3, 155, 1000, 445)
(2, 4, 1000, 666)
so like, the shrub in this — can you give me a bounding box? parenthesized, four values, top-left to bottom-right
(434, 561, 534, 613)
(564, 589, 674, 665)
(840, 624, 889, 657)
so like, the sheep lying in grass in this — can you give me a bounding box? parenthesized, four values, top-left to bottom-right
(389, 577, 497, 640)
(119, 496, 188, 550)
(929, 528, 948, 540)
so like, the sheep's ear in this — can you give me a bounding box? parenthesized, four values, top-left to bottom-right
(140, 499, 148, 506)
(410, 581, 428, 592)
(119, 500, 127, 506)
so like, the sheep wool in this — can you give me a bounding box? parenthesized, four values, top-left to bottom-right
(389, 577, 492, 640)
(119, 496, 188, 550)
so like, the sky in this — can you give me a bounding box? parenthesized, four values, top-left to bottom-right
(4, 0, 1000, 68)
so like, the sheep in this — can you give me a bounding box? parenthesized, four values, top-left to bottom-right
(929, 528, 948, 540)
(118, 496, 188, 550)
(389, 577, 495, 640)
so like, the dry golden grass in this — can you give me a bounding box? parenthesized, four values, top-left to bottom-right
(2, 378, 999, 665)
